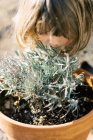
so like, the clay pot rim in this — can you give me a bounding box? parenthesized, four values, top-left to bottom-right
(0, 110, 93, 129)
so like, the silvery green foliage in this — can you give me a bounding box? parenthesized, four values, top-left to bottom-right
(0, 43, 82, 113)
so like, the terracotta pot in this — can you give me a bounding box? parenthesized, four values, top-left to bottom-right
(0, 110, 93, 140)
(0, 68, 93, 140)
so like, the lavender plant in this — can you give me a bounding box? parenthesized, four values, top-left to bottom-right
(0, 43, 83, 124)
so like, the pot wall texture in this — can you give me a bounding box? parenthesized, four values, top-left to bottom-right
(0, 111, 93, 140)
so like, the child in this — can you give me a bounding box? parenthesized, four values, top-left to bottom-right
(15, 0, 93, 55)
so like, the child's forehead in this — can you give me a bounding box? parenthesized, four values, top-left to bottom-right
(38, 34, 72, 47)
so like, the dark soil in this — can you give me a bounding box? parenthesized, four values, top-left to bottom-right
(0, 83, 93, 125)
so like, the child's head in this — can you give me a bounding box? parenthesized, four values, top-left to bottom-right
(15, 0, 93, 55)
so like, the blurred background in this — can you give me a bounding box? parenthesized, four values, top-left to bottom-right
(0, 0, 17, 58)
(0, 0, 93, 65)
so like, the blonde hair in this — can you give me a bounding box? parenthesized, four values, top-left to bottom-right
(15, 0, 93, 55)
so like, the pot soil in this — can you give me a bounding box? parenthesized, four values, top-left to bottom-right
(0, 68, 93, 140)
